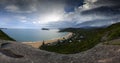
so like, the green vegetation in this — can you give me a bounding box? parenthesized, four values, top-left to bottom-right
(40, 28, 104, 54)
(0, 29, 15, 41)
(105, 23, 120, 40)
(40, 22, 120, 54)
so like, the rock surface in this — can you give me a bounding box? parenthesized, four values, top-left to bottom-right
(0, 39, 120, 63)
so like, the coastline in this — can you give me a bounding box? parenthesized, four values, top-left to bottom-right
(22, 32, 73, 48)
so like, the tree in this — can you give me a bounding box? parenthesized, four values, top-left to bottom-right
(42, 40, 45, 46)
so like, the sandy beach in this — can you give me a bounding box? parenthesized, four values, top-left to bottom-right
(22, 32, 73, 48)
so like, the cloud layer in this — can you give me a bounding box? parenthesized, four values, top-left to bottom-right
(0, 0, 120, 28)
(48, 0, 120, 28)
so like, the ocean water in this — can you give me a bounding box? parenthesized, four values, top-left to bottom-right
(2, 29, 68, 42)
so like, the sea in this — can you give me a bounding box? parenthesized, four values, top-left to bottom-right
(2, 29, 68, 42)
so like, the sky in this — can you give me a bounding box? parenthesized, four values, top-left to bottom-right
(0, 0, 120, 28)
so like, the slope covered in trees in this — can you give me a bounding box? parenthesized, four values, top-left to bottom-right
(40, 22, 120, 54)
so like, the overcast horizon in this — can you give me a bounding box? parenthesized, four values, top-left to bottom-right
(0, 0, 120, 29)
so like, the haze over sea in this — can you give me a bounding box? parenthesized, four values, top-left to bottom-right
(2, 29, 68, 42)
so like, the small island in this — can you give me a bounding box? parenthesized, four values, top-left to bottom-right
(0, 28, 7, 30)
(41, 28, 49, 30)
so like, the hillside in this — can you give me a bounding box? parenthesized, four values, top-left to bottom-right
(0, 30, 15, 41)
(104, 22, 120, 40)
(40, 22, 120, 54)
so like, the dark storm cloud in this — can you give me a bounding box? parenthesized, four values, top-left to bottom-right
(82, 0, 120, 16)
(0, 0, 85, 28)
(47, 0, 120, 28)
(94, 0, 120, 6)
(81, 6, 120, 16)
(0, 0, 38, 13)
(0, 0, 120, 28)
(77, 0, 120, 27)
(76, 17, 120, 27)
(0, 0, 84, 13)
(0, 0, 58, 13)
(65, 0, 84, 12)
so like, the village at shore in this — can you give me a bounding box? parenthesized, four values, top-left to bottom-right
(22, 32, 73, 48)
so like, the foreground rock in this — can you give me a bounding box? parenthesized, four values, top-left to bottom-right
(0, 39, 120, 63)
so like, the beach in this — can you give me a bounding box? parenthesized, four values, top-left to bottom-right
(22, 32, 73, 48)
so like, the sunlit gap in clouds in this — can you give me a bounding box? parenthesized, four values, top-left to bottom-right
(0, 0, 120, 28)
(37, 14, 63, 24)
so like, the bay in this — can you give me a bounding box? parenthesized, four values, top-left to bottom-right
(2, 29, 68, 42)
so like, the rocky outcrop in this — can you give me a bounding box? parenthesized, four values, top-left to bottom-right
(0, 39, 120, 63)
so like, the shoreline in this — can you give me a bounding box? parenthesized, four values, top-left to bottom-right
(22, 32, 73, 48)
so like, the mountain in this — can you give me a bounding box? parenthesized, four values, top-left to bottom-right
(76, 18, 120, 28)
(41, 22, 120, 54)
(103, 22, 120, 40)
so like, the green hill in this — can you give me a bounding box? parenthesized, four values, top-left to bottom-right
(40, 22, 120, 54)
(105, 22, 120, 40)
(0, 30, 15, 41)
